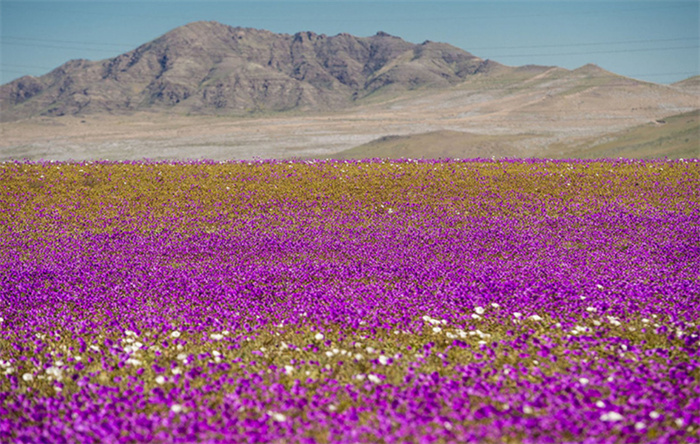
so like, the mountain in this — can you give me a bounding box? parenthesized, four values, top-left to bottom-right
(2, 21, 698, 160)
(0, 21, 499, 121)
(672, 75, 700, 94)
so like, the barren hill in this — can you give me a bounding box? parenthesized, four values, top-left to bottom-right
(547, 109, 700, 159)
(334, 110, 699, 160)
(1, 22, 698, 160)
(330, 131, 533, 159)
(0, 21, 497, 121)
(673, 76, 700, 94)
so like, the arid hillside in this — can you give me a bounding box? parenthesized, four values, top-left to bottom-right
(0, 21, 495, 121)
(0, 22, 698, 160)
(547, 110, 700, 159)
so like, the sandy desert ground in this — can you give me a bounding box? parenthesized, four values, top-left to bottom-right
(2, 67, 698, 161)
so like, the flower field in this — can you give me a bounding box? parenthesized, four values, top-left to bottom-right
(1, 159, 699, 443)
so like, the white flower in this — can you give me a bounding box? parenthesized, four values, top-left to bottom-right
(513, 312, 522, 319)
(422, 316, 441, 326)
(155, 375, 166, 385)
(177, 353, 188, 361)
(210, 333, 224, 341)
(284, 365, 294, 375)
(170, 331, 181, 338)
(634, 422, 646, 430)
(170, 404, 184, 413)
(354, 353, 364, 360)
(446, 332, 456, 339)
(378, 355, 390, 365)
(474, 306, 485, 315)
(365, 347, 375, 354)
(595, 401, 605, 408)
(579, 378, 589, 386)
(491, 303, 500, 308)
(328, 404, 337, 412)
(528, 315, 543, 321)
(571, 325, 588, 334)
(596, 284, 604, 289)
(125, 330, 137, 337)
(523, 406, 533, 414)
(222, 330, 229, 336)
(607, 316, 621, 326)
(649, 411, 660, 419)
(675, 418, 684, 427)
(125, 358, 142, 366)
(46, 366, 63, 380)
(271, 412, 286, 422)
(367, 374, 381, 384)
(314, 333, 324, 341)
(432, 326, 442, 333)
(601, 412, 623, 422)
(172, 367, 182, 375)
(355, 374, 366, 381)
(22, 373, 33, 382)
(471, 314, 481, 320)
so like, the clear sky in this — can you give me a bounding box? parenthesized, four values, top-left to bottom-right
(1, 1, 698, 85)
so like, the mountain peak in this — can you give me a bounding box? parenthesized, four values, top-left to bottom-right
(1, 22, 497, 120)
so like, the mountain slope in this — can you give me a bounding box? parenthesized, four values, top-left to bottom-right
(0, 21, 497, 121)
(332, 110, 699, 160)
(672, 75, 700, 94)
(330, 130, 533, 159)
(550, 109, 699, 159)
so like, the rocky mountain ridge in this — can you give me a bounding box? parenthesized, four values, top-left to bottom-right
(1, 21, 498, 121)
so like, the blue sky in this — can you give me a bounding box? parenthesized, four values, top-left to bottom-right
(1, 1, 698, 85)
